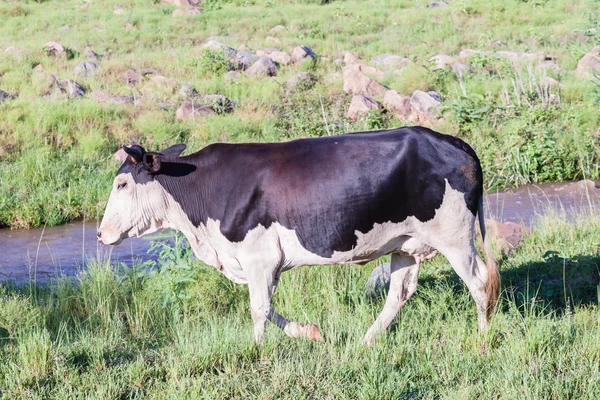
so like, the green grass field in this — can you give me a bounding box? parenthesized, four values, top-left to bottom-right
(1, 212, 600, 399)
(2, 0, 600, 398)
(0, 0, 599, 228)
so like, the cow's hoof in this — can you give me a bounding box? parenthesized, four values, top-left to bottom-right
(305, 324, 324, 342)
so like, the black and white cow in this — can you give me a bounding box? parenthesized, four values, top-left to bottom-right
(98, 126, 500, 344)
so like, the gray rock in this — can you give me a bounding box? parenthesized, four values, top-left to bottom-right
(268, 50, 291, 65)
(122, 69, 142, 86)
(365, 262, 391, 298)
(84, 46, 100, 61)
(427, 91, 442, 102)
(4, 46, 24, 55)
(370, 53, 411, 71)
(265, 36, 281, 46)
(179, 85, 199, 99)
(234, 51, 260, 70)
(90, 90, 134, 104)
(430, 54, 455, 70)
(245, 57, 278, 76)
(536, 60, 563, 72)
(224, 71, 242, 81)
(270, 25, 286, 33)
(452, 62, 471, 75)
(347, 95, 380, 121)
(0, 90, 12, 103)
(410, 90, 441, 121)
(429, 1, 448, 7)
(286, 72, 317, 91)
(176, 102, 215, 121)
(204, 94, 233, 113)
(59, 79, 86, 98)
(110, 95, 135, 104)
(291, 46, 317, 64)
(202, 40, 236, 58)
(74, 61, 100, 77)
(44, 41, 67, 58)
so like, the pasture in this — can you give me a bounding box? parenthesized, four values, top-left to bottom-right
(1, 0, 600, 398)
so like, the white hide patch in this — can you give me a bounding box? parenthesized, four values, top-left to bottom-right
(103, 176, 474, 285)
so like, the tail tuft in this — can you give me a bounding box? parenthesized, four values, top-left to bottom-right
(478, 198, 501, 319)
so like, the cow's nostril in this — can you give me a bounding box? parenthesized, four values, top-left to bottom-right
(97, 231, 102, 239)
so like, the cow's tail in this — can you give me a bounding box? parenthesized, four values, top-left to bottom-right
(478, 196, 500, 320)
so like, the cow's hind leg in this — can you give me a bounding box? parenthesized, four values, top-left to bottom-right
(364, 253, 420, 345)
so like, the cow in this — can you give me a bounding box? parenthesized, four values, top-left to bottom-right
(98, 126, 500, 345)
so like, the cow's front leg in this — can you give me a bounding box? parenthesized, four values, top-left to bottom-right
(247, 267, 323, 344)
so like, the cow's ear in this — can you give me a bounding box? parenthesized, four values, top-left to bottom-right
(160, 144, 187, 157)
(123, 145, 144, 163)
(143, 152, 161, 174)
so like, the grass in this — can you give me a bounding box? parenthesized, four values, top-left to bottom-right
(1, 211, 600, 398)
(0, 0, 599, 227)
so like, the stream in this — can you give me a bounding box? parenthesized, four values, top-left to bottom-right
(1, 180, 600, 284)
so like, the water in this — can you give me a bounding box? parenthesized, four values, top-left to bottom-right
(1, 180, 600, 284)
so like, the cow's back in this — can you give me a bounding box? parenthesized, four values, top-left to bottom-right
(188, 127, 482, 258)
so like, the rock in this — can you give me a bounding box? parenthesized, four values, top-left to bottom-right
(536, 60, 562, 72)
(33, 64, 44, 72)
(234, 51, 260, 70)
(172, 7, 202, 16)
(430, 54, 455, 70)
(286, 72, 317, 91)
(370, 53, 411, 71)
(342, 66, 387, 97)
(452, 62, 471, 75)
(574, 180, 596, 193)
(202, 40, 236, 58)
(383, 90, 411, 119)
(347, 95, 380, 121)
(179, 85, 199, 99)
(59, 79, 86, 98)
(74, 61, 100, 77)
(0, 90, 12, 103)
(575, 46, 600, 76)
(291, 46, 317, 63)
(542, 77, 562, 89)
(84, 46, 100, 61)
(427, 91, 442, 102)
(204, 94, 233, 113)
(270, 25, 286, 33)
(265, 36, 281, 46)
(364, 262, 391, 298)
(459, 49, 488, 59)
(114, 149, 128, 164)
(175, 102, 215, 121)
(140, 68, 160, 77)
(245, 57, 278, 76)
(44, 41, 67, 58)
(429, 1, 448, 7)
(341, 50, 360, 65)
(255, 47, 277, 57)
(4, 46, 24, 55)
(122, 69, 142, 86)
(114, 4, 125, 15)
(224, 71, 242, 81)
(33, 73, 61, 96)
(410, 90, 441, 121)
(492, 40, 507, 48)
(90, 90, 134, 105)
(267, 50, 291, 65)
(161, 0, 199, 5)
(496, 51, 547, 63)
(485, 219, 529, 255)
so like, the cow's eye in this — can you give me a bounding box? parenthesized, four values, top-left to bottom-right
(117, 182, 127, 190)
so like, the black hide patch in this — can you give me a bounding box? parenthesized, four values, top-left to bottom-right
(119, 127, 483, 258)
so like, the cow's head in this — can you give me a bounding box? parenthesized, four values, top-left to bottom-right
(97, 143, 187, 245)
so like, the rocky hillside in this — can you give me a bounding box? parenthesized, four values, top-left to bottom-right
(0, 0, 599, 228)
